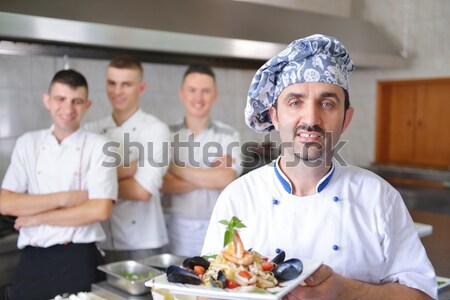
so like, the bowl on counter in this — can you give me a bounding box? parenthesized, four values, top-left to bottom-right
(97, 260, 162, 295)
(139, 253, 186, 271)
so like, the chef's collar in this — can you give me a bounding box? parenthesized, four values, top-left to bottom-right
(181, 118, 213, 131)
(273, 156, 335, 194)
(46, 125, 85, 146)
(114, 108, 144, 129)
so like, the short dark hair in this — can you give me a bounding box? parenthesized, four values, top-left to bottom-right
(182, 64, 215, 83)
(108, 55, 143, 76)
(49, 69, 88, 94)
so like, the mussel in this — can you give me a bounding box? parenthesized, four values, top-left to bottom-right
(182, 256, 211, 270)
(271, 250, 286, 265)
(166, 265, 201, 285)
(273, 258, 303, 281)
(210, 270, 226, 289)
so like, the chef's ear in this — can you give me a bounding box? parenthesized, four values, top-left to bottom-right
(342, 107, 354, 132)
(86, 99, 93, 109)
(42, 94, 50, 110)
(139, 81, 147, 95)
(269, 106, 279, 131)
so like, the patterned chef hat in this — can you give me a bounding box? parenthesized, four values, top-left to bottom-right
(245, 34, 355, 132)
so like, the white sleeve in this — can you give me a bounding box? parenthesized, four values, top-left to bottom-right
(1, 135, 29, 193)
(85, 135, 118, 201)
(380, 190, 437, 299)
(133, 122, 171, 196)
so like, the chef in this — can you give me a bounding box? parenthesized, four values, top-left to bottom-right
(202, 34, 437, 299)
(0, 69, 117, 299)
(85, 55, 170, 262)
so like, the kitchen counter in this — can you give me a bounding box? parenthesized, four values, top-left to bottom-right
(91, 281, 152, 300)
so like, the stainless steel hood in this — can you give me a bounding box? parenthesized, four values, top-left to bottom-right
(0, 0, 406, 68)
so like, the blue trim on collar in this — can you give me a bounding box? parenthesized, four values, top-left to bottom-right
(273, 157, 336, 194)
(317, 164, 335, 192)
(274, 160, 292, 194)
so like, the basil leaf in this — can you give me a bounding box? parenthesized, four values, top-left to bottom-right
(224, 230, 234, 247)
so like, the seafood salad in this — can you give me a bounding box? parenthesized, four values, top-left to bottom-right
(166, 217, 303, 292)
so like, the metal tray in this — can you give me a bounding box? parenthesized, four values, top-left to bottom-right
(139, 253, 185, 271)
(97, 260, 162, 295)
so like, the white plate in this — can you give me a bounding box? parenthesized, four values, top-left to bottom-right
(145, 258, 322, 300)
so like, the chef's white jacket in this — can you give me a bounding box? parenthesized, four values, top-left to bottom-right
(2, 127, 118, 249)
(202, 158, 437, 299)
(85, 109, 170, 250)
(167, 119, 242, 220)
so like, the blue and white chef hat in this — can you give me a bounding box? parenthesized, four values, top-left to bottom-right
(245, 34, 355, 132)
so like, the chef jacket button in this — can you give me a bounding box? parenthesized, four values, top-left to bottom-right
(132, 127, 136, 131)
(76, 147, 80, 151)
(332, 245, 339, 251)
(272, 199, 279, 205)
(132, 220, 136, 224)
(275, 248, 281, 254)
(333, 196, 339, 202)
(37, 171, 41, 175)
(74, 172, 78, 176)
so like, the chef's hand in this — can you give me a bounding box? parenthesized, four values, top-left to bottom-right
(283, 264, 344, 300)
(14, 215, 39, 230)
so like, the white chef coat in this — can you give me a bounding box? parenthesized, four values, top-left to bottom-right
(1, 127, 118, 249)
(166, 120, 242, 256)
(85, 109, 170, 250)
(167, 119, 242, 220)
(202, 157, 437, 299)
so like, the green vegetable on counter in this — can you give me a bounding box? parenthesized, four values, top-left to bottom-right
(219, 216, 246, 247)
(122, 271, 154, 280)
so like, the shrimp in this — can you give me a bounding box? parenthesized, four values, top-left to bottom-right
(222, 231, 254, 265)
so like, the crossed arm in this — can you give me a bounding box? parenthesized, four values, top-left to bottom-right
(161, 155, 237, 194)
(0, 189, 113, 229)
(116, 160, 152, 201)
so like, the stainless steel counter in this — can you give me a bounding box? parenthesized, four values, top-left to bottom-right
(91, 281, 152, 300)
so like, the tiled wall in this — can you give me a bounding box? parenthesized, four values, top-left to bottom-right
(341, 0, 450, 167)
(0, 55, 263, 182)
(1, 0, 449, 182)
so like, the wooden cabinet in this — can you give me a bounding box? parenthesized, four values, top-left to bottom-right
(376, 78, 450, 168)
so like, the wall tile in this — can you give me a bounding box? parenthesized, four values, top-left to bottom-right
(0, 55, 32, 89)
(31, 56, 57, 89)
(0, 89, 33, 138)
(0, 137, 17, 184)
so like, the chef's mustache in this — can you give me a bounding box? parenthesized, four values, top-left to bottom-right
(294, 124, 325, 136)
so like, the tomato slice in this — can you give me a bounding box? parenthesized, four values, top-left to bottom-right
(193, 265, 205, 276)
(238, 270, 252, 279)
(226, 279, 239, 289)
(261, 262, 274, 271)
(261, 256, 269, 262)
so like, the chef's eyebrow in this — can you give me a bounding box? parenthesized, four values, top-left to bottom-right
(283, 92, 304, 100)
(282, 92, 341, 103)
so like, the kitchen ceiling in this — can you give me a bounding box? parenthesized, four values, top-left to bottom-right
(0, 0, 406, 68)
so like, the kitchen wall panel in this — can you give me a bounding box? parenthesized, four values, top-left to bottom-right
(343, 0, 450, 167)
(0, 54, 261, 183)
